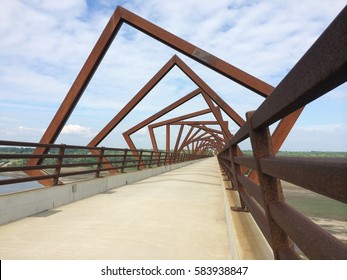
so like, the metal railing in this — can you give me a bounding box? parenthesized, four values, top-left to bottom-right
(0, 140, 210, 188)
(218, 6, 347, 260)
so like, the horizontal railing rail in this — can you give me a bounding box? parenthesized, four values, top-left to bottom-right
(218, 6, 347, 260)
(0, 140, 210, 188)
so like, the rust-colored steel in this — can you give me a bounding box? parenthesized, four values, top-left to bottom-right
(166, 124, 170, 155)
(185, 128, 203, 146)
(202, 94, 232, 140)
(145, 111, 212, 153)
(260, 157, 347, 204)
(118, 6, 273, 96)
(248, 107, 304, 183)
(30, 9, 123, 156)
(246, 111, 295, 260)
(124, 88, 201, 136)
(252, 6, 347, 130)
(34, 0, 271, 152)
(0, 140, 210, 188)
(121, 56, 241, 153)
(148, 116, 221, 154)
(90, 56, 176, 147)
(148, 109, 212, 129)
(174, 56, 245, 127)
(26, 6, 287, 187)
(178, 122, 222, 152)
(174, 125, 185, 154)
(191, 125, 224, 136)
(178, 126, 194, 154)
(269, 201, 347, 259)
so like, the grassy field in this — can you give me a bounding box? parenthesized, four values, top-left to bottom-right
(282, 181, 347, 221)
(282, 181, 347, 243)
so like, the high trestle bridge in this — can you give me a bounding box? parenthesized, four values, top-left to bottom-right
(0, 5, 346, 260)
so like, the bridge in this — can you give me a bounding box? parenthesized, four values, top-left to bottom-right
(0, 6, 346, 260)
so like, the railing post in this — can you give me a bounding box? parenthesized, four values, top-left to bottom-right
(164, 152, 168, 165)
(54, 144, 65, 185)
(230, 145, 248, 211)
(149, 151, 154, 168)
(121, 149, 128, 173)
(246, 111, 295, 259)
(95, 147, 105, 178)
(137, 150, 143, 170)
(157, 152, 161, 166)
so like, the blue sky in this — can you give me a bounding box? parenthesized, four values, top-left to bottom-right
(0, 0, 346, 151)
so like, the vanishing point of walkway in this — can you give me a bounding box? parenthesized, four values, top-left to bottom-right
(0, 158, 232, 259)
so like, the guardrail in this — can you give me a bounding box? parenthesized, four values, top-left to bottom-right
(218, 6, 347, 260)
(0, 140, 210, 187)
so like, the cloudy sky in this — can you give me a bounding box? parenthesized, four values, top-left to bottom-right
(0, 0, 346, 151)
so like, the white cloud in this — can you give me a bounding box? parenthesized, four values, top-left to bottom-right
(17, 126, 43, 132)
(0, 0, 346, 150)
(61, 124, 91, 135)
(281, 124, 347, 151)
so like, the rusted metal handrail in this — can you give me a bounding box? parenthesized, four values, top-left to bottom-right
(218, 5, 347, 260)
(0, 140, 210, 188)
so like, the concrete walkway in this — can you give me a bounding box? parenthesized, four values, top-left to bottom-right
(0, 158, 232, 260)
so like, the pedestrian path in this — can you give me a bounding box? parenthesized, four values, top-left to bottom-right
(0, 157, 231, 259)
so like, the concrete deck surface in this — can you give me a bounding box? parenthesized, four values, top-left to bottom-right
(0, 158, 232, 260)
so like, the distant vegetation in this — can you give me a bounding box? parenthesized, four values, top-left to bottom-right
(241, 150, 347, 157)
(1, 147, 346, 167)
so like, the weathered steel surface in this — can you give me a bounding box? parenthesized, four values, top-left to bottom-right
(246, 111, 295, 260)
(1, 141, 210, 187)
(260, 157, 347, 203)
(252, 6, 347, 130)
(270, 201, 347, 259)
(118, 7, 273, 96)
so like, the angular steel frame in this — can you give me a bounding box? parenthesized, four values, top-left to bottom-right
(27, 5, 304, 186)
(148, 119, 225, 154)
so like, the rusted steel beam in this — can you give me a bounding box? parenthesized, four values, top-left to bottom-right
(42, 0, 273, 150)
(201, 94, 232, 140)
(269, 201, 347, 259)
(191, 125, 223, 135)
(28, 5, 279, 186)
(118, 6, 273, 97)
(178, 126, 194, 153)
(224, 123, 249, 150)
(271, 108, 304, 153)
(150, 120, 222, 155)
(142, 103, 223, 155)
(239, 191, 272, 245)
(246, 111, 295, 259)
(233, 156, 257, 169)
(252, 6, 347, 130)
(247, 107, 304, 183)
(148, 109, 212, 128)
(124, 88, 201, 137)
(237, 173, 264, 208)
(178, 127, 222, 154)
(90, 56, 176, 147)
(189, 134, 219, 147)
(185, 128, 202, 145)
(173, 124, 184, 154)
(182, 127, 225, 149)
(183, 132, 221, 151)
(260, 157, 347, 203)
(31, 8, 124, 153)
(121, 53, 241, 152)
(173, 56, 245, 127)
(88, 149, 119, 174)
(169, 121, 220, 126)
(166, 124, 170, 155)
